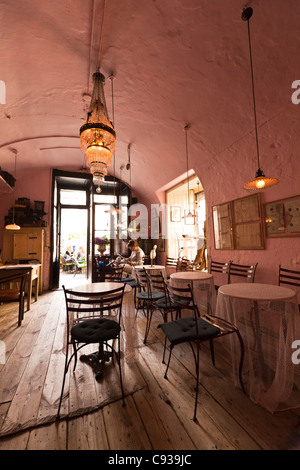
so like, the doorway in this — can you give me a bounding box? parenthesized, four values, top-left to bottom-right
(60, 206, 88, 287)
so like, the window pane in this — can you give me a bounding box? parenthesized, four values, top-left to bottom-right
(94, 194, 117, 204)
(60, 189, 86, 205)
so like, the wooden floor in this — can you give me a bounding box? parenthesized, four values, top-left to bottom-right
(0, 287, 300, 451)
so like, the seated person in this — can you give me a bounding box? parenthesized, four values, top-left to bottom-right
(118, 240, 145, 275)
(77, 246, 85, 261)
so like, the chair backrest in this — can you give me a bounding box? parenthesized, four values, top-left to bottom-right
(278, 265, 300, 288)
(166, 282, 198, 315)
(228, 262, 257, 284)
(148, 271, 166, 294)
(166, 257, 177, 268)
(0, 268, 30, 288)
(62, 283, 126, 333)
(176, 257, 193, 272)
(94, 266, 124, 282)
(134, 267, 148, 290)
(208, 259, 231, 275)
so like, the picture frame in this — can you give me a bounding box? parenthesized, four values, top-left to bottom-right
(232, 193, 264, 250)
(264, 195, 300, 237)
(212, 193, 264, 250)
(170, 206, 181, 222)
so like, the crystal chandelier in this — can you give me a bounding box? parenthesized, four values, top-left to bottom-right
(80, 71, 116, 193)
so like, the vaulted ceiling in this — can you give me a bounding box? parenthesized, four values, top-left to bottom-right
(1, 0, 299, 203)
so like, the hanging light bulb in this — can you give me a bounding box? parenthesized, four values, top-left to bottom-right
(242, 7, 279, 190)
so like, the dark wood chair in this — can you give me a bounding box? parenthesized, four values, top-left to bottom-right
(228, 262, 258, 284)
(158, 283, 245, 422)
(57, 283, 126, 418)
(94, 265, 124, 282)
(278, 265, 300, 309)
(0, 268, 31, 326)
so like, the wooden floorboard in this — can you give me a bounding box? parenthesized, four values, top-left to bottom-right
(0, 290, 300, 450)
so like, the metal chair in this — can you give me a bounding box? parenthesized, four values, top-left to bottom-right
(94, 265, 124, 282)
(135, 268, 165, 344)
(0, 268, 31, 326)
(228, 262, 258, 284)
(57, 283, 126, 418)
(158, 283, 245, 422)
(278, 265, 300, 309)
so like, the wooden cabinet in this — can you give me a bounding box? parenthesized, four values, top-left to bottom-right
(2, 227, 44, 293)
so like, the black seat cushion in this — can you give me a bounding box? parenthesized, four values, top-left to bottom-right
(158, 317, 220, 347)
(125, 280, 139, 288)
(156, 297, 190, 309)
(71, 318, 120, 343)
(136, 291, 165, 301)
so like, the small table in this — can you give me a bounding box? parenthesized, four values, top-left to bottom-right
(170, 271, 217, 314)
(0, 263, 41, 311)
(70, 282, 137, 366)
(134, 264, 167, 279)
(216, 283, 300, 412)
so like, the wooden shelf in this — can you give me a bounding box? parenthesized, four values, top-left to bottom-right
(0, 175, 14, 194)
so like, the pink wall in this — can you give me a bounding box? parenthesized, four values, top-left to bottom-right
(0, 168, 52, 290)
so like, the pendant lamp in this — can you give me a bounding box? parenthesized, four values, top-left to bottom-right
(5, 151, 20, 230)
(182, 124, 196, 220)
(242, 7, 279, 190)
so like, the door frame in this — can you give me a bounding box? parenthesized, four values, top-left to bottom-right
(50, 169, 92, 290)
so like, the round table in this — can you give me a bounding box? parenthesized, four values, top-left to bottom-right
(72, 282, 137, 364)
(216, 283, 300, 412)
(134, 264, 167, 278)
(170, 271, 217, 314)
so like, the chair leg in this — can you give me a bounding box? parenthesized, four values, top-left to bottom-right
(164, 345, 173, 379)
(117, 335, 126, 407)
(57, 343, 70, 419)
(209, 339, 215, 366)
(235, 330, 246, 394)
(143, 303, 153, 344)
(162, 336, 168, 364)
(193, 342, 200, 422)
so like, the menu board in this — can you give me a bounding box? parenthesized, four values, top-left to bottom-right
(264, 196, 300, 237)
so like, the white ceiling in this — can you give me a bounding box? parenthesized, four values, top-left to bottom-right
(0, 0, 299, 202)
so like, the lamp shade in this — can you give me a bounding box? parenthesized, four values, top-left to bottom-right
(243, 168, 279, 190)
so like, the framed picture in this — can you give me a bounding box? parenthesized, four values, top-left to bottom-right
(264, 195, 300, 237)
(170, 206, 181, 222)
(212, 194, 264, 250)
(232, 193, 264, 250)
